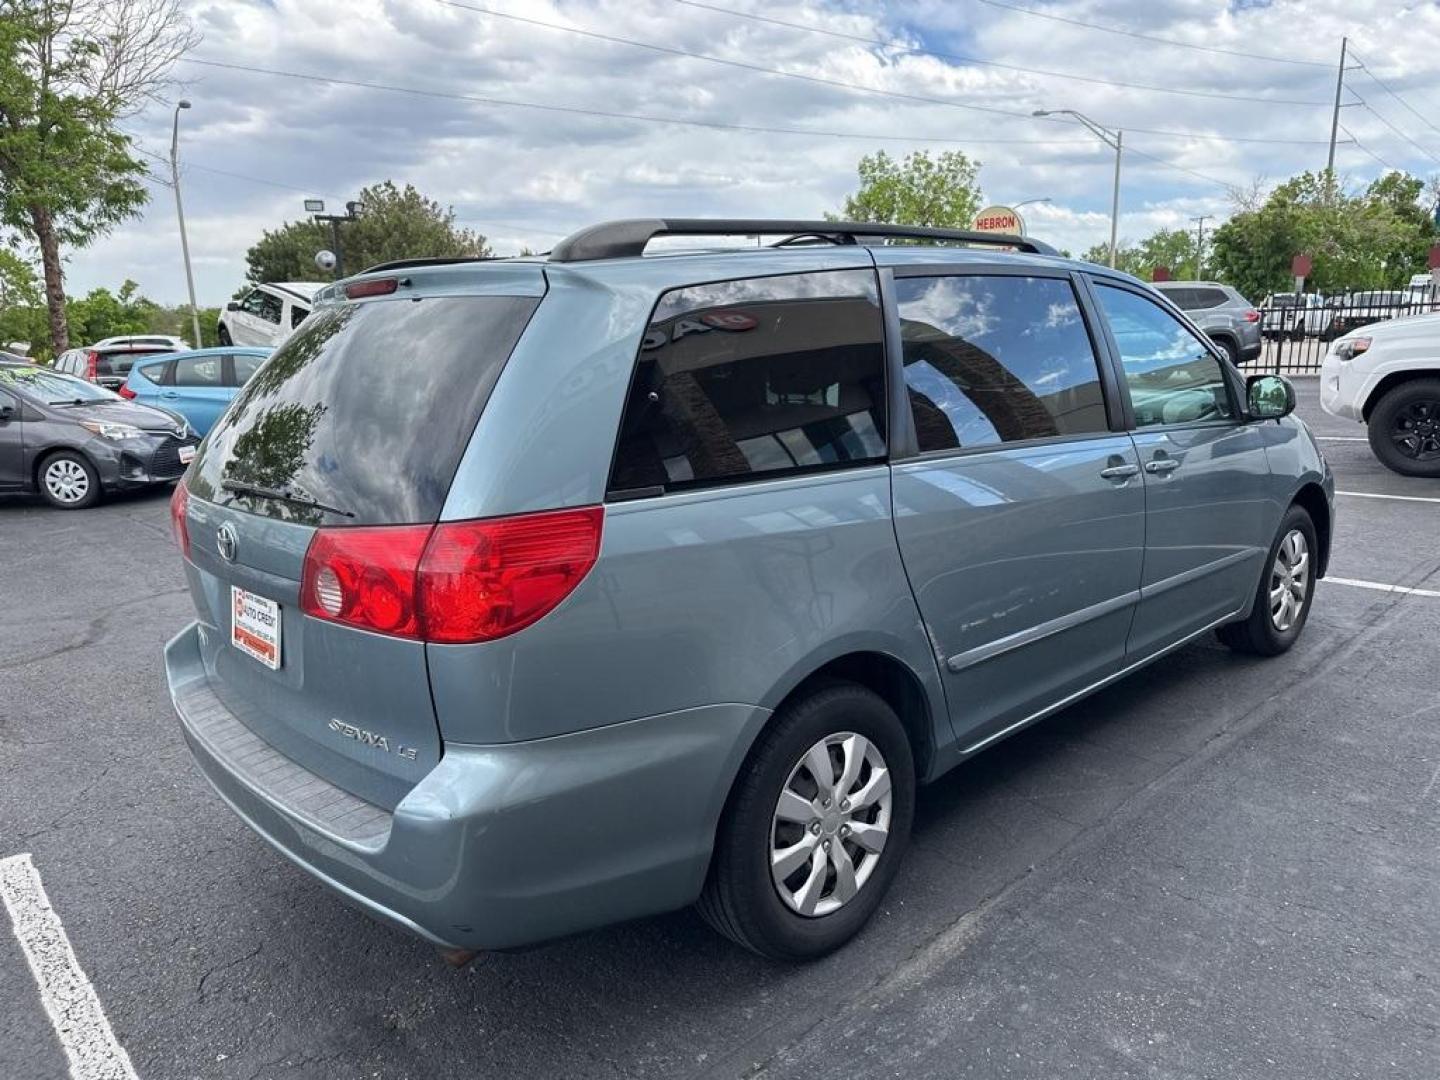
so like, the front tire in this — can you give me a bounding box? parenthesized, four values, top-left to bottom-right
(37, 451, 101, 509)
(1366, 378, 1440, 478)
(216, 323, 232, 346)
(698, 683, 915, 960)
(1217, 504, 1317, 656)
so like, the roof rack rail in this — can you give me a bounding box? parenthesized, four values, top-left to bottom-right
(548, 218, 1059, 262)
(357, 255, 501, 275)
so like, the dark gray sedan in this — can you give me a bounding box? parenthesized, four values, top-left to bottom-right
(0, 361, 199, 509)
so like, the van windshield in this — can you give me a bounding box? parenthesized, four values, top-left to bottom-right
(188, 294, 539, 525)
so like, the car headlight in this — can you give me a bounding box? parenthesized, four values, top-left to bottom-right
(79, 420, 143, 440)
(1335, 337, 1372, 362)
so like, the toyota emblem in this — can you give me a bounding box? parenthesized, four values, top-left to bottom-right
(216, 522, 239, 563)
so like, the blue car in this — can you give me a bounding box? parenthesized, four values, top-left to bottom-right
(119, 347, 270, 436)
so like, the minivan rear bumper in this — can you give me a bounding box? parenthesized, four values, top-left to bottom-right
(166, 622, 767, 951)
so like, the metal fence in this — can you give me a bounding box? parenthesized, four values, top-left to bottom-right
(1251, 286, 1439, 375)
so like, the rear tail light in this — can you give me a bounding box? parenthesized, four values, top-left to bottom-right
(1243, 309, 1260, 323)
(116, 384, 137, 399)
(170, 483, 191, 559)
(84, 351, 98, 381)
(300, 507, 603, 643)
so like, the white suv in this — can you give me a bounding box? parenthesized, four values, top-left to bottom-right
(1321, 311, 1440, 476)
(217, 282, 321, 347)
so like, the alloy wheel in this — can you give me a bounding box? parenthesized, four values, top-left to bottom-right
(770, 732, 892, 917)
(1269, 528, 1310, 632)
(43, 459, 90, 504)
(1390, 399, 1440, 461)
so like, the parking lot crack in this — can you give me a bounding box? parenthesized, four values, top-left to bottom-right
(197, 941, 264, 1003)
(0, 587, 189, 672)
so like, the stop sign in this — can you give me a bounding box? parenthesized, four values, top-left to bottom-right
(1291, 254, 1313, 279)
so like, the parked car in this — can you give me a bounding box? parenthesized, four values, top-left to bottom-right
(1259, 292, 1328, 340)
(53, 340, 186, 392)
(1405, 273, 1438, 313)
(167, 218, 1333, 962)
(217, 282, 320, 347)
(1321, 310, 1440, 476)
(0, 361, 198, 509)
(93, 334, 191, 350)
(1326, 290, 1409, 340)
(119, 347, 271, 437)
(1150, 280, 1261, 365)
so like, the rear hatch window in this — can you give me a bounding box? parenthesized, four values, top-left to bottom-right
(96, 350, 168, 377)
(189, 294, 539, 525)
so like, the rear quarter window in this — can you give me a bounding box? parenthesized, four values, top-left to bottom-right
(189, 295, 539, 525)
(608, 269, 887, 495)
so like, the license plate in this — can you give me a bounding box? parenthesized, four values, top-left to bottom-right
(231, 586, 281, 669)
(178, 445, 196, 465)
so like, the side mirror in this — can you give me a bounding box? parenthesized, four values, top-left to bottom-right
(1247, 374, 1295, 420)
(226, 301, 240, 312)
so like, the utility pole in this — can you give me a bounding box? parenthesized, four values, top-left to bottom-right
(169, 101, 203, 350)
(1190, 215, 1212, 279)
(1326, 36, 1348, 179)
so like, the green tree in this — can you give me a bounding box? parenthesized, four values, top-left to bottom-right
(0, 248, 47, 354)
(64, 278, 155, 344)
(0, 0, 197, 353)
(1082, 228, 1200, 280)
(245, 181, 492, 282)
(830, 150, 983, 228)
(1210, 170, 1439, 300)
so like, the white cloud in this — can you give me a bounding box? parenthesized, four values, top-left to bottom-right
(59, 0, 1440, 304)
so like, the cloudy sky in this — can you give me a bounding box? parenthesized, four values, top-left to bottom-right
(73, 0, 1440, 305)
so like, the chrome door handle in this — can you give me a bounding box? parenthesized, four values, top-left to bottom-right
(1145, 458, 1180, 474)
(1099, 464, 1140, 480)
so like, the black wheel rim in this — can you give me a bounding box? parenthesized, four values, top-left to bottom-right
(1390, 399, 1440, 460)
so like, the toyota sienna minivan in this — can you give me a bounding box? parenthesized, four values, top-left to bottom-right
(167, 219, 1334, 961)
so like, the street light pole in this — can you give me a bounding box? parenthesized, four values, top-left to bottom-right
(169, 101, 203, 350)
(1033, 109, 1123, 268)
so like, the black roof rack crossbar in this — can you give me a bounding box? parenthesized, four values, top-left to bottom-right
(548, 218, 1058, 262)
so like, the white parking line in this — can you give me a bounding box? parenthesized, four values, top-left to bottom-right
(1323, 576, 1440, 599)
(1337, 490, 1440, 505)
(0, 854, 138, 1080)
(1315, 436, 1369, 441)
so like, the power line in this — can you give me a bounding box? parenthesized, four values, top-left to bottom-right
(1349, 93, 1440, 166)
(177, 57, 1101, 146)
(1348, 50, 1440, 139)
(429, 2, 1346, 147)
(671, 0, 1332, 107)
(1124, 145, 1235, 191)
(434, 0, 1041, 122)
(972, 0, 1335, 69)
(1341, 124, 1400, 173)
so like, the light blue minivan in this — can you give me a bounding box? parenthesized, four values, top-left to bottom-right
(121, 347, 270, 436)
(166, 220, 1334, 961)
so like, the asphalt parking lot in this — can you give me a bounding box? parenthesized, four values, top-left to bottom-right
(3, 380, 1438, 1080)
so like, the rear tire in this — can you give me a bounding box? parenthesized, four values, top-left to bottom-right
(698, 683, 915, 960)
(37, 451, 101, 510)
(1366, 378, 1440, 478)
(1217, 504, 1316, 656)
(1214, 336, 1240, 367)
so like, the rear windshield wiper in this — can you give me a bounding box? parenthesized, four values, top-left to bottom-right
(221, 479, 355, 519)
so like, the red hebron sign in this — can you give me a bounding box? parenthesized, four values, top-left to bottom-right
(1291, 254, 1313, 279)
(972, 206, 1025, 235)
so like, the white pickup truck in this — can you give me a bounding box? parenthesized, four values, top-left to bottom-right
(1322, 311, 1440, 476)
